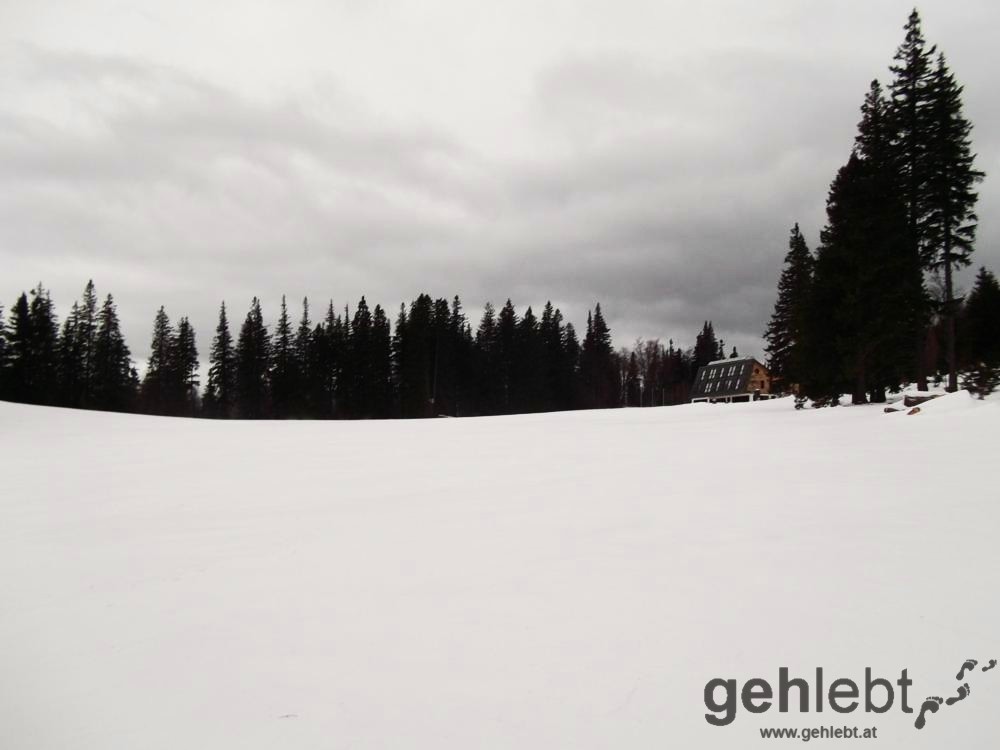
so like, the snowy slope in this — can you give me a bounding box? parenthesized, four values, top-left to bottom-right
(2, 395, 999, 749)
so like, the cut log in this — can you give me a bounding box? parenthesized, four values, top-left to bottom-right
(903, 394, 941, 408)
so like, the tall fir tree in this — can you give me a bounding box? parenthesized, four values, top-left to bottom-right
(856, 79, 929, 399)
(27, 285, 60, 406)
(693, 321, 718, 369)
(204, 302, 236, 418)
(235, 297, 270, 418)
(2, 288, 59, 405)
(141, 306, 174, 415)
(348, 296, 374, 417)
(446, 295, 473, 417)
(92, 294, 135, 412)
(803, 147, 924, 403)
(959, 266, 1000, 396)
(764, 225, 815, 389)
(57, 301, 83, 406)
(313, 301, 344, 418)
(171, 317, 199, 415)
(561, 321, 581, 409)
(371, 304, 394, 417)
(886, 9, 953, 392)
(474, 302, 501, 415)
(269, 295, 297, 418)
(540, 302, 566, 410)
(293, 298, 312, 416)
(4, 293, 32, 402)
(580, 303, 617, 408)
(496, 299, 518, 412)
(924, 53, 985, 391)
(77, 280, 99, 406)
(391, 303, 409, 417)
(888, 9, 937, 262)
(513, 305, 544, 412)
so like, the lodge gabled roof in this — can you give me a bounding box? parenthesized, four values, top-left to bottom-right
(690, 356, 767, 399)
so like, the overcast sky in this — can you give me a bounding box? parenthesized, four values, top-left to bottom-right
(2, 0, 998, 364)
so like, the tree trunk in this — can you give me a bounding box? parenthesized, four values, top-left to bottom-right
(916, 330, 929, 391)
(852, 359, 868, 405)
(944, 235, 958, 392)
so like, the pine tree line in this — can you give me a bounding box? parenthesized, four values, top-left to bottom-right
(764, 10, 996, 402)
(0, 282, 727, 417)
(0, 282, 138, 411)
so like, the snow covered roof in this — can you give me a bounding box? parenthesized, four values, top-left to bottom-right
(706, 355, 757, 367)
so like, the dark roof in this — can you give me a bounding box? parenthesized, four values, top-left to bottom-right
(690, 357, 768, 399)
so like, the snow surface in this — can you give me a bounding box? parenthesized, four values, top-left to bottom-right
(2, 394, 999, 749)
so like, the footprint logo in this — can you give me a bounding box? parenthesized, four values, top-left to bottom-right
(914, 656, 997, 730)
(956, 659, 978, 681)
(945, 684, 971, 706)
(915, 697, 944, 730)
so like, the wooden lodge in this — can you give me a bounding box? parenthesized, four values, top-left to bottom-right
(690, 356, 775, 403)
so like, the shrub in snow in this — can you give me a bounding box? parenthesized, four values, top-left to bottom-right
(964, 362, 1000, 400)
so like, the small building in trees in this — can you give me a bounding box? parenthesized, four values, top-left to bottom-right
(690, 356, 775, 403)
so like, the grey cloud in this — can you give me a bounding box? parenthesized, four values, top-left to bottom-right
(477, 45, 1000, 352)
(1, 30, 998, 368)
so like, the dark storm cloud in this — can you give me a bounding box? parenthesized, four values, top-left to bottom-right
(1, 10, 999, 367)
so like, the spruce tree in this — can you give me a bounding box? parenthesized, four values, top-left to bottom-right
(313, 301, 344, 418)
(348, 296, 374, 417)
(371, 304, 394, 417)
(294, 298, 312, 416)
(799, 76, 931, 404)
(960, 267, 1000, 397)
(141, 306, 174, 414)
(693, 321, 718, 369)
(27, 285, 60, 405)
(92, 294, 134, 411)
(540, 302, 566, 410)
(427, 298, 452, 416)
(924, 53, 985, 391)
(803, 146, 924, 403)
(889, 9, 937, 261)
(269, 295, 296, 418)
(396, 294, 434, 417)
(204, 302, 235, 418)
(496, 300, 518, 412)
(857, 79, 929, 399)
(473, 302, 500, 415)
(446, 295, 473, 417)
(5, 293, 32, 402)
(562, 321, 581, 409)
(513, 305, 543, 412)
(391, 303, 409, 417)
(580, 303, 616, 408)
(77, 280, 98, 406)
(235, 297, 270, 418)
(57, 302, 83, 407)
(171, 317, 199, 415)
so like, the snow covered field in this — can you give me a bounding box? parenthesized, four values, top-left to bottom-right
(2, 394, 999, 749)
